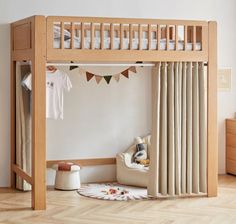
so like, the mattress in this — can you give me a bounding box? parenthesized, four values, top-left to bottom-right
(53, 37, 201, 51)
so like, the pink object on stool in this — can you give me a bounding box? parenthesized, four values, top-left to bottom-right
(52, 162, 81, 190)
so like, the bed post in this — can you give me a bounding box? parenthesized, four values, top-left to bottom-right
(10, 24, 16, 189)
(207, 21, 218, 197)
(31, 16, 46, 210)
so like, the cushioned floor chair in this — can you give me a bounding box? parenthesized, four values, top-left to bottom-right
(116, 135, 151, 188)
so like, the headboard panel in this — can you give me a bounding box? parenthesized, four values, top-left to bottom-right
(12, 21, 32, 51)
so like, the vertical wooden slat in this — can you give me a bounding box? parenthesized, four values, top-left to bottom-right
(148, 24, 152, 50)
(129, 24, 133, 50)
(207, 21, 218, 197)
(60, 22, 64, 49)
(71, 22, 74, 49)
(46, 19, 54, 51)
(120, 24, 123, 50)
(101, 23, 104, 49)
(175, 25, 178, 51)
(202, 26, 208, 51)
(32, 16, 46, 210)
(110, 23, 114, 49)
(193, 26, 196, 51)
(81, 22, 85, 49)
(184, 25, 188, 50)
(91, 23, 95, 49)
(157, 25, 161, 50)
(139, 24, 142, 50)
(166, 25, 169, 50)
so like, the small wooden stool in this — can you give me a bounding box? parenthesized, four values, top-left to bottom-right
(52, 162, 81, 190)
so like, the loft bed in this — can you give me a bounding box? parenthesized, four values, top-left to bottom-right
(10, 15, 217, 210)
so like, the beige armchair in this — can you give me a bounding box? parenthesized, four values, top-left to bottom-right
(116, 135, 151, 188)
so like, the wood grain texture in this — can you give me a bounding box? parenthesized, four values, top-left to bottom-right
(226, 119, 236, 175)
(226, 119, 236, 134)
(31, 16, 47, 210)
(12, 164, 33, 185)
(0, 175, 235, 224)
(10, 24, 16, 189)
(13, 22, 31, 50)
(207, 21, 218, 197)
(47, 16, 208, 26)
(47, 50, 208, 62)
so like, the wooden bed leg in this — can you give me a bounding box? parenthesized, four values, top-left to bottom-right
(207, 21, 218, 197)
(31, 16, 46, 210)
(10, 22, 15, 188)
(10, 57, 16, 188)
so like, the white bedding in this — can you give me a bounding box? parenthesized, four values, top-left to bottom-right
(54, 37, 201, 51)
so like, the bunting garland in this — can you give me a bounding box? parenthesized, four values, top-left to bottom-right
(103, 76, 112, 84)
(113, 73, 121, 82)
(86, 72, 94, 81)
(95, 75, 103, 84)
(69, 61, 79, 71)
(70, 65, 137, 85)
(129, 66, 137, 73)
(121, 69, 129, 78)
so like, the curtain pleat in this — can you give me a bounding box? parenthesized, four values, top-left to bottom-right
(199, 62, 207, 193)
(174, 62, 181, 195)
(192, 62, 200, 193)
(167, 62, 175, 196)
(16, 62, 32, 191)
(181, 62, 187, 194)
(186, 62, 193, 194)
(148, 62, 161, 196)
(150, 61, 207, 197)
(159, 62, 168, 195)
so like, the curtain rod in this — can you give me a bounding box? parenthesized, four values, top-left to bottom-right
(46, 63, 156, 67)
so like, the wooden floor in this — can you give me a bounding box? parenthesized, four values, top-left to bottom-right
(0, 175, 236, 224)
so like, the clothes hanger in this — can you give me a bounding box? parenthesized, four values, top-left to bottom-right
(46, 65, 57, 73)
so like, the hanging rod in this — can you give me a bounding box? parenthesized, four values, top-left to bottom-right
(46, 62, 208, 67)
(46, 63, 156, 67)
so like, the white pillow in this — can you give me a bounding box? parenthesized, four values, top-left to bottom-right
(54, 26, 71, 40)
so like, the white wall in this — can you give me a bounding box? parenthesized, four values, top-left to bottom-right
(0, 0, 236, 186)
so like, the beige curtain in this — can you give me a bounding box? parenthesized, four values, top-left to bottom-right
(149, 62, 207, 197)
(15, 62, 32, 191)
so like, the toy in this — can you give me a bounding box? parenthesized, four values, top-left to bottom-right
(133, 137, 148, 163)
(139, 159, 150, 166)
(101, 187, 129, 195)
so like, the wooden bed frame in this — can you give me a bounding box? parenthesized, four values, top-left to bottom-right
(10, 15, 217, 210)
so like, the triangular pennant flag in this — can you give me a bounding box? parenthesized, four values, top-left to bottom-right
(86, 72, 94, 82)
(113, 73, 120, 82)
(121, 69, 129, 78)
(104, 75, 112, 84)
(79, 68, 86, 76)
(95, 75, 103, 84)
(69, 61, 79, 71)
(129, 66, 137, 73)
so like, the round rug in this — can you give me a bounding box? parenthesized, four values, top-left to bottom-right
(77, 183, 148, 201)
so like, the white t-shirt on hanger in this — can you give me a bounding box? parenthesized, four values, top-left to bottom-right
(22, 69, 72, 120)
